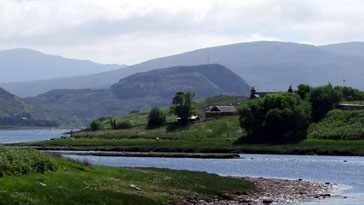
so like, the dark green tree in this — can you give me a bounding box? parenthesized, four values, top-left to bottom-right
(296, 84, 311, 99)
(147, 107, 166, 128)
(109, 118, 117, 129)
(239, 92, 311, 144)
(309, 84, 342, 121)
(170, 91, 197, 123)
(90, 120, 102, 131)
(334, 86, 364, 101)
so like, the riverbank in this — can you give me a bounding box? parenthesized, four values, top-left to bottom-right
(0, 151, 254, 204)
(13, 137, 364, 156)
(49, 151, 240, 158)
(180, 177, 334, 205)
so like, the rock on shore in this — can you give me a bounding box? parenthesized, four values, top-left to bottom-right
(177, 177, 335, 205)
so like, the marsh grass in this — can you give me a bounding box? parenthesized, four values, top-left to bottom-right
(0, 146, 57, 175)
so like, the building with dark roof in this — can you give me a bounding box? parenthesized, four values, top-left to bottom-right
(205, 106, 238, 118)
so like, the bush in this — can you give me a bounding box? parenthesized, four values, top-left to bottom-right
(115, 120, 133, 129)
(309, 84, 342, 121)
(0, 146, 57, 175)
(90, 120, 102, 131)
(239, 92, 311, 144)
(147, 107, 166, 128)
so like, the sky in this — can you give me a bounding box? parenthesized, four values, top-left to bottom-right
(1, 0, 364, 65)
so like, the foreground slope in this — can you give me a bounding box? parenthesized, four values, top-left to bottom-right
(5, 41, 364, 97)
(26, 64, 250, 122)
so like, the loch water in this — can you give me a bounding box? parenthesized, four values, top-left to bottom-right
(0, 129, 68, 143)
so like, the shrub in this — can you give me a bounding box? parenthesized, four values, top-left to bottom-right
(309, 84, 342, 121)
(147, 107, 166, 128)
(239, 92, 311, 144)
(0, 146, 57, 175)
(116, 120, 133, 129)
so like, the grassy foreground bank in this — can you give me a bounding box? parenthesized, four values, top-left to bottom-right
(0, 147, 254, 204)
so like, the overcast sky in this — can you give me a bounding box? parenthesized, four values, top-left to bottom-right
(1, 0, 364, 65)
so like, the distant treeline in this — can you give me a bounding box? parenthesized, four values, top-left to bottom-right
(0, 116, 58, 127)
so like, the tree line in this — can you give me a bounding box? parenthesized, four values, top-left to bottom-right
(239, 84, 362, 144)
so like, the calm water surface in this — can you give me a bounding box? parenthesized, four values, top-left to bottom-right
(65, 154, 364, 204)
(0, 129, 68, 143)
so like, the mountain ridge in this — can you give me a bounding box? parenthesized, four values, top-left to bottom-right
(26, 64, 250, 122)
(3, 41, 364, 97)
(0, 48, 126, 83)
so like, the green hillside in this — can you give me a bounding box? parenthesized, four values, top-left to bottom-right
(0, 88, 59, 127)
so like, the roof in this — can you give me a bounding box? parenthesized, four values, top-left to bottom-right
(339, 104, 364, 107)
(211, 106, 237, 113)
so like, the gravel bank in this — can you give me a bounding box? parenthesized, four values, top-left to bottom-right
(178, 177, 335, 205)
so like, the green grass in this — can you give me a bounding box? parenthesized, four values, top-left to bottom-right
(308, 109, 364, 140)
(21, 116, 243, 153)
(0, 148, 254, 204)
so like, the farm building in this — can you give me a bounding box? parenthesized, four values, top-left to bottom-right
(205, 106, 238, 118)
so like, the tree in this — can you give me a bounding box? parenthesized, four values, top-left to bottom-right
(109, 118, 117, 129)
(309, 84, 342, 121)
(239, 92, 311, 144)
(90, 120, 102, 131)
(296, 84, 311, 99)
(334, 86, 364, 101)
(170, 91, 197, 123)
(147, 107, 166, 128)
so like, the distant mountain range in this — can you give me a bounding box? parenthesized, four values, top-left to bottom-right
(3, 41, 364, 97)
(25, 64, 250, 122)
(0, 48, 126, 95)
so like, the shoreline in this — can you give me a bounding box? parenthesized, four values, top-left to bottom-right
(55, 151, 240, 158)
(180, 177, 336, 205)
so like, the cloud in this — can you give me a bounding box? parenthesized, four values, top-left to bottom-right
(1, 0, 364, 64)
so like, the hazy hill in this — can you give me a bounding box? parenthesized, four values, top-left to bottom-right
(320, 42, 364, 58)
(26, 64, 250, 122)
(111, 64, 250, 100)
(4, 41, 364, 97)
(0, 48, 125, 83)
